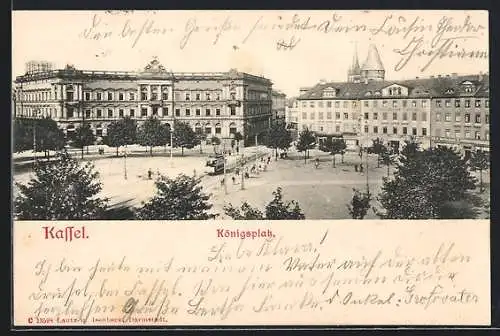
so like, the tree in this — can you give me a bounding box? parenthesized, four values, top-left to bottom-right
(173, 121, 198, 156)
(72, 122, 96, 159)
(195, 128, 206, 154)
(320, 137, 346, 168)
(265, 187, 305, 219)
(347, 188, 372, 219)
(469, 150, 489, 193)
(223, 202, 264, 220)
(37, 118, 66, 159)
(380, 147, 396, 177)
(14, 118, 66, 157)
(265, 122, 293, 159)
(106, 117, 137, 156)
(400, 138, 421, 160)
(377, 146, 477, 219)
(136, 174, 215, 220)
(14, 118, 35, 152)
(211, 136, 221, 153)
(224, 187, 305, 220)
(234, 131, 244, 150)
(296, 128, 316, 164)
(14, 152, 108, 220)
(370, 138, 386, 168)
(136, 117, 170, 156)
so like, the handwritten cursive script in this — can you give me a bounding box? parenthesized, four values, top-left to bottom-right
(14, 219, 490, 326)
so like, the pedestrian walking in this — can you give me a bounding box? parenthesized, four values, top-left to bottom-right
(359, 164, 364, 173)
(232, 176, 236, 184)
(147, 168, 152, 180)
(315, 158, 320, 169)
(354, 164, 358, 172)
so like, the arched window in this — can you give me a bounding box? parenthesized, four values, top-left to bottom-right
(229, 122, 237, 135)
(205, 123, 212, 135)
(195, 123, 202, 133)
(215, 123, 222, 134)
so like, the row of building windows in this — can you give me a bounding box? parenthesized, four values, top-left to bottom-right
(435, 99, 489, 108)
(302, 111, 353, 120)
(300, 111, 490, 123)
(364, 125, 428, 136)
(436, 113, 489, 123)
(300, 99, 489, 109)
(358, 125, 488, 140)
(73, 107, 239, 119)
(364, 111, 427, 121)
(303, 101, 357, 108)
(436, 129, 490, 140)
(301, 111, 430, 121)
(81, 91, 231, 102)
(19, 91, 52, 101)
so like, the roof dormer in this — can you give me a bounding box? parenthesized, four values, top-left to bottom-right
(322, 87, 337, 98)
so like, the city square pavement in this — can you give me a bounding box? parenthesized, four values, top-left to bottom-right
(12, 145, 269, 210)
(12, 146, 490, 220)
(209, 150, 389, 220)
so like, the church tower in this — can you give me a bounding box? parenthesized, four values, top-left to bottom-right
(347, 43, 361, 83)
(360, 43, 385, 82)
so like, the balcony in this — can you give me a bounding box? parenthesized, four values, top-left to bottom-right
(149, 100, 163, 106)
(227, 100, 241, 107)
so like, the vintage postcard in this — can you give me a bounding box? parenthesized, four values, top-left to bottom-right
(12, 10, 490, 327)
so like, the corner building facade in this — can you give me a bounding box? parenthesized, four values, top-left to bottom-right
(13, 59, 273, 146)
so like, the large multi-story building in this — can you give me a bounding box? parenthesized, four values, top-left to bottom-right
(271, 90, 287, 123)
(13, 58, 273, 146)
(297, 43, 489, 155)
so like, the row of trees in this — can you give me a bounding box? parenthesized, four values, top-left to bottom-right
(353, 139, 490, 219)
(14, 116, 247, 158)
(14, 138, 489, 220)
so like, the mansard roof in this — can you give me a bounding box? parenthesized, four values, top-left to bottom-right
(297, 74, 489, 100)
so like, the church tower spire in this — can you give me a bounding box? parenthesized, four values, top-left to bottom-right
(348, 42, 361, 83)
(360, 43, 385, 82)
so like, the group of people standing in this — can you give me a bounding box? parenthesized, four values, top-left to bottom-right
(223, 155, 273, 186)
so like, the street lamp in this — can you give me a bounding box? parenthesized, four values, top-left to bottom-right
(170, 70, 177, 168)
(123, 145, 128, 180)
(223, 142, 228, 195)
(240, 154, 245, 190)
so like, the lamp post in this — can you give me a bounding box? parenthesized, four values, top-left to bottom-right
(170, 70, 177, 168)
(123, 145, 128, 180)
(223, 142, 228, 195)
(240, 154, 245, 190)
(365, 145, 370, 194)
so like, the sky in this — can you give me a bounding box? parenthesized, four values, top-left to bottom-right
(12, 10, 488, 97)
